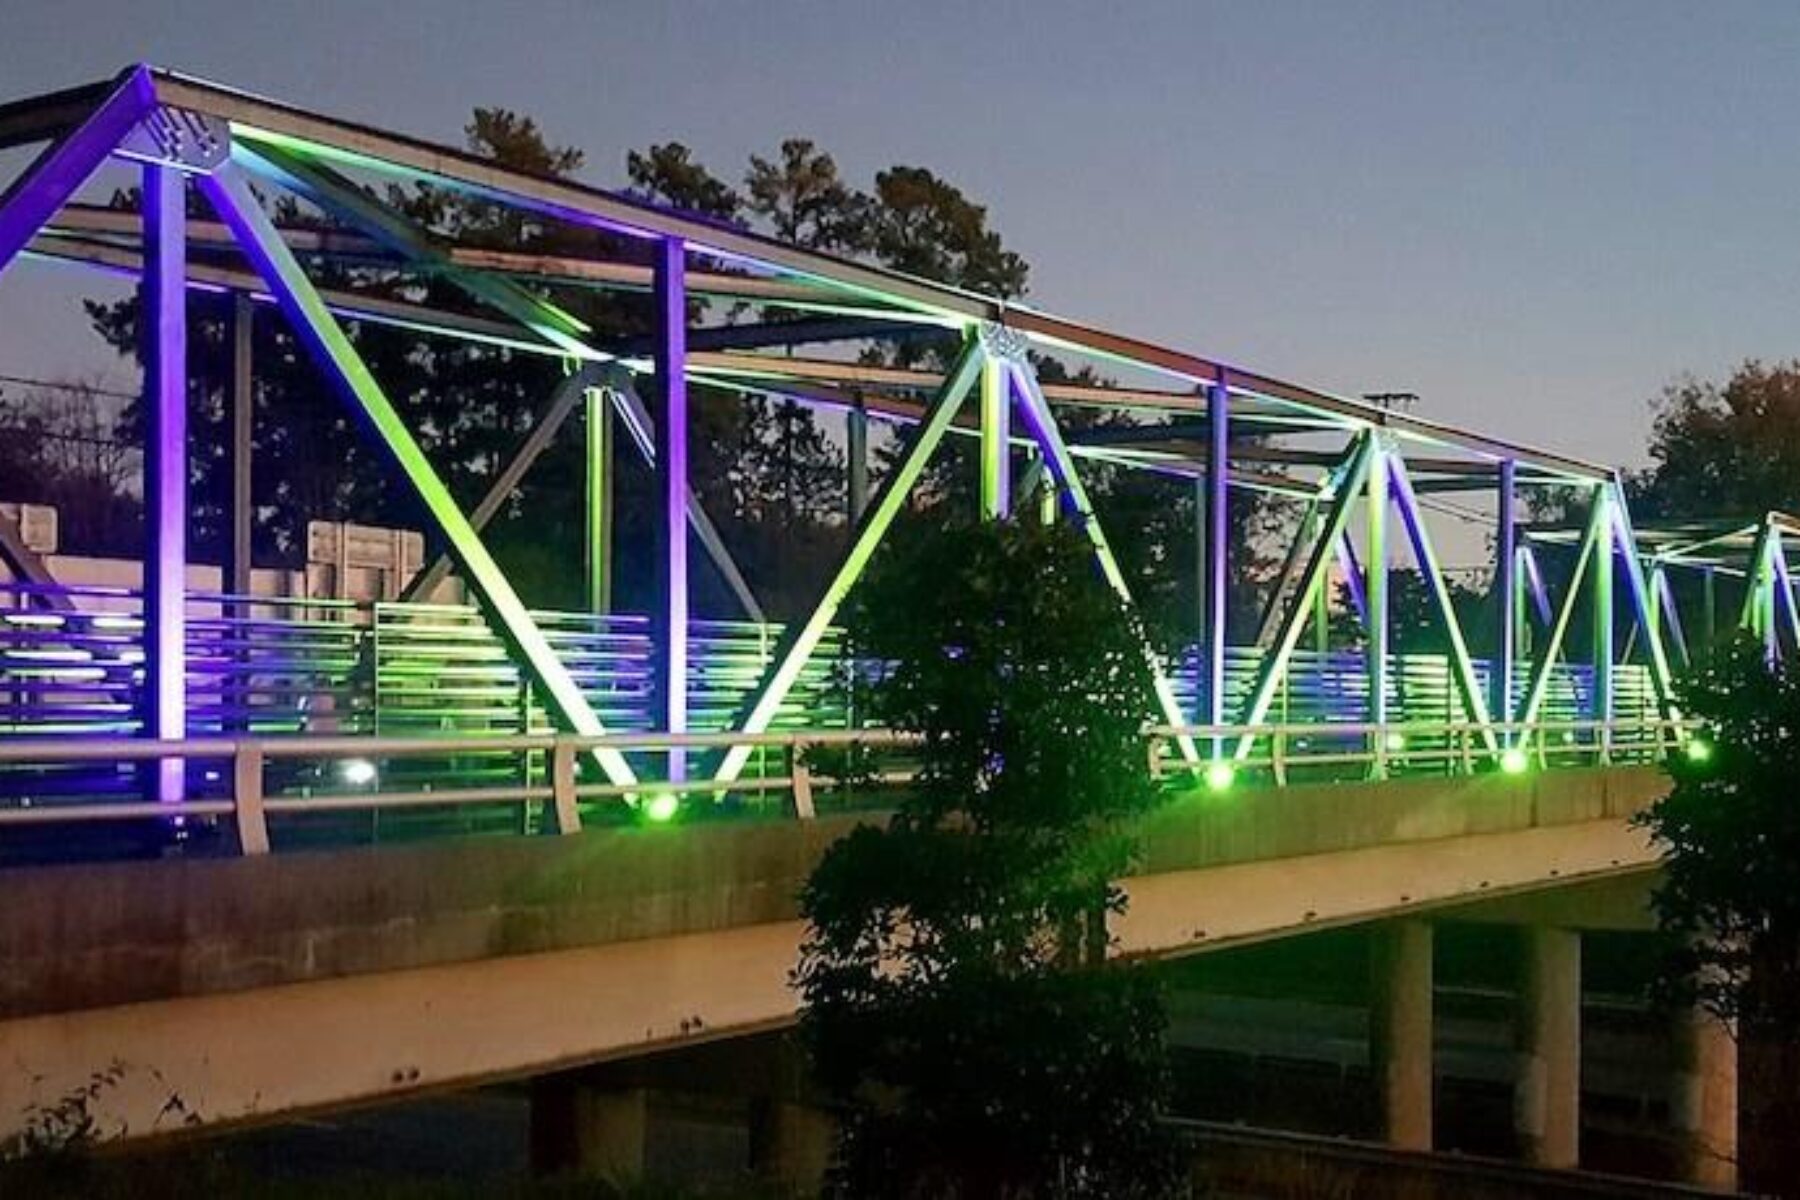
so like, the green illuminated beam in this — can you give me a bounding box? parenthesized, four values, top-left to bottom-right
(1007, 361, 1199, 765)
(1608, 487, 1678, 717)
(1740, 521, 1774, 640)
(712, 338, 986, 788)
(1365, 443, 1390, 774)
(1387, 455, 1499, 755)
(199, 161, 636, 787)
(1518, 487, 1606, 729)
(1232, 434, 1376, 761)
(243, 141, 765, 623)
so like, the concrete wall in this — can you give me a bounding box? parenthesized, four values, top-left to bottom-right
(0, 766, 1668, 1023)
(0, 765, 1671, 1144)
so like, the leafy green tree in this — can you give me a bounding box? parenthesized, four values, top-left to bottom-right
(1639, 638, 1800, 1194)
(797, 519, 1182, 1199)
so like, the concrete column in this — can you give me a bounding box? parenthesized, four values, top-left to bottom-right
(1370, 919, 1433, 1150)
(530, 1077, 648, 1181)
(749, 1097, 833, 1195)
(1514, 925, 1581, 1168)
(1673, 1008, 1738, 1190)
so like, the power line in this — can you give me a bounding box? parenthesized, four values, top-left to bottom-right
(0, 373, 138, 402)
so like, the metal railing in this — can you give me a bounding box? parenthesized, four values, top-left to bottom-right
(1147, 717, 1694, 786)
(0, 715, 1690, 860)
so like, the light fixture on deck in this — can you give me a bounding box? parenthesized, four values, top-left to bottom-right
(340, 758, 378, 787)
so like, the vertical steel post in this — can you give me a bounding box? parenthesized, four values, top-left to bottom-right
(1311, 507, 1331, 656)
(1366, 443, 1390, 775)
(226, 292, 254, 598)
(585, 385, 613, 614)
(142, 163, 187, 804)
(979, 356, 1011, 518)
(1204, 380, 1230, 752)
(847, 398, 869, 525)
(1592, 492, 1614, 759)
(652, 237, 689, 780)
(1762, 537, 1780, 663)
(1495, 459, 1517, 739)
(1703, 566, 1716, 648)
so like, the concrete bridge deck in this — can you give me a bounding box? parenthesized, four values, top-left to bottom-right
(0, 765, 1664, 1146)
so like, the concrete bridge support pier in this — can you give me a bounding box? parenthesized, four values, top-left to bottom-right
(529, 1076, 649, 1181)
(1514, 925, 1581, 1168)
(749, 1098, 834, 1193)
(1371, 919, 1434, 1150)
(1672, 1007, 1738, 1190)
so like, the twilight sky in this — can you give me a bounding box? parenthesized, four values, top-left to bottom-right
(5, 0, 1800, 472)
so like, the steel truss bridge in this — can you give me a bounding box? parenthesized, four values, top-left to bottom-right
(0, 65, 1778, 858)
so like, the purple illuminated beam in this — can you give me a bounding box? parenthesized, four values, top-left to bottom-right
(142, 162, 186, 804)
(653, 237, 689, 781)
(0, 67, 153, 278)
(1203, 379, 1229, 748)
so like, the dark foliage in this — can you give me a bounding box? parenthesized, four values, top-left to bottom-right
(1638, 636, 1800, 1194)
(797, 520, 1183, 1199)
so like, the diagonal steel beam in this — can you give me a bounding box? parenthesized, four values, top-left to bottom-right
(1772, 529, 1800, 658)
(246, 142, 764, 621)
(199, 161, 635, 786)
(0, 67, 154, 278)
(1653, 567, 1690, 669)
(1231, 435, 1375, 761)
(712, 339, 986, 789)
(1607, 486, 1678, 716)
(1008, 359, 1200, 765)
(1518, 490, 1606, 729)
(400, 364, 603, 604)
(1254, 495, 1322, 647)
(1388, 455, 1499, 754)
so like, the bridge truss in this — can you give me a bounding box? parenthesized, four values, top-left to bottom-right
(0, 65, 1736, 844)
